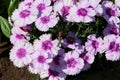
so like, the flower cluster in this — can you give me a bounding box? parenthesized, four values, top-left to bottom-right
(9, 0, 120, 80)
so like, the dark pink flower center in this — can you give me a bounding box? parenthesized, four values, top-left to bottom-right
(106, 8, 115, 17)
(61, 6, 70, 16)
(110, 27, 118, 35)
(40, 16, 50, 24)
(37, 3, 45, 11)
(38, 55, 46, 63)
(77, 8, 88, 16)
(92, 40, 99, 49)
(16, 34, 24, 40)
(42, 40, 53, 50)
(109, 41, 119, 52)
(67, 58, 77, 68)
(19, 10, 31, 18)
(84, 55, 89, 61)
(49, 69, 59, 77)
(25, 2, 32, 7)
(16, 48, 26, 58)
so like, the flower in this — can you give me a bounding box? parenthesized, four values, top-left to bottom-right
(12, 7, 38, 27)
(63, 50, 84, 75)
(53, 0, 73, 18)
(102, 1, 120, 25)
(33, 34, 60, 56)
(62, 32, 81, 49)
(103, 24, 119, 36)
(9, 42, 33, 68)
(67, 0, 96, 23)
(30, 50, 52, 72)
(85, 34, 103, 55)
(40, 67, 66, 80)
(10, 26, 29, 44)
(102, 35, 120, 61)
(35, 11, 59, 32)
(19, 0, 34, 8)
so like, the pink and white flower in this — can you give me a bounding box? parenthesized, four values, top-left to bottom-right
(102, 1, 120, 25)
(67, 0, 96, 23)
(53, 0, 73, 18)
(35, 11, 59, 32)
(102, 35, 120, 61)
(12, 7, 38, 27)
(34, 34, 60, 56)
(9, 42, 33, 68)
(63, 51, 84, 75)
(85, 34, 103, 55)
(31, 50, 52, 72)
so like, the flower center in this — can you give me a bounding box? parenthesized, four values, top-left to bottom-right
(49, 69, 59, 77)
(110, 27, 118, 35)
(77, 8, 88, 16)
(40, 16, 50, 24)
(61, 6, 70, 16)
(67, 58, 77, 68)
(19, 10, 30, 18)
(42, 40, 53, 50)
(16, 48, 26, 58)
(16, 34, 24, 40)
(37, 3, 45, 11)
(109, 41, 119, 52)
(92, 40, 99, 49)
(106, 8, 115, 17)
(38, 55, 46, 63)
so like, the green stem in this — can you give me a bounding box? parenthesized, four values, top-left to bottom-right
(35, 74, 40, 80)
(75, 24, 82, 36)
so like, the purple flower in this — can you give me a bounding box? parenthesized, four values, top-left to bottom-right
(40, 67, 66, 80)
(85, 34, 103, 55)
(62, 32, 81, 49)
(102, 1, 120, 25)
(103, 24, 119, 36)
(9, 42, 33, 68)
(63, 50, 84, 75)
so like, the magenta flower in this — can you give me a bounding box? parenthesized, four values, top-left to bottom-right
(103, 24, 119, 36)
(9, 42, 33, 68)
(62, 32, 81, 49)
(19, 0, 34, 8)
(63, 51, 84, 75)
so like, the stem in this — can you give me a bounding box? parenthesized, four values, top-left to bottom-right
(75, 24, 82, 36)
(35, 74, 40, 80)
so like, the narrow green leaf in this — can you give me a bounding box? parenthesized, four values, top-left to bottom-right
(8, 0, 19, 16)
(0, 16, 12, 38)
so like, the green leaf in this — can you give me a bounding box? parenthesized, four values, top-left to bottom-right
(0, 16, 12, 38)
(8, 0, 19, 16)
